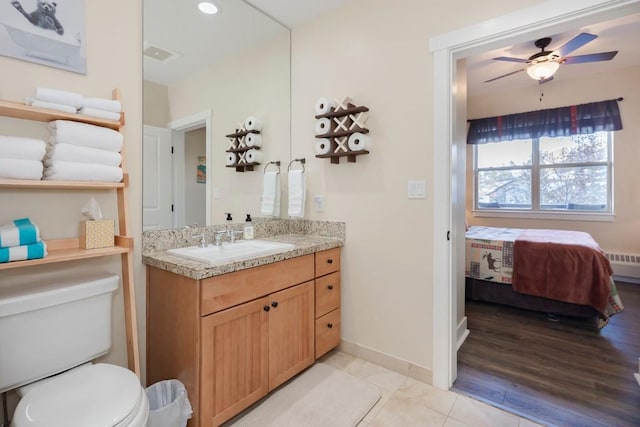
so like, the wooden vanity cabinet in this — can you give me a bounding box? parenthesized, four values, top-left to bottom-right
(147, 248, 342, 427)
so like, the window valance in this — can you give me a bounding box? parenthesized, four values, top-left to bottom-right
(467, 98, 623, 144)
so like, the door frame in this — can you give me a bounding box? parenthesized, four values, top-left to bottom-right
(168, 110, 213, 227)
(430, 0, 640, 390)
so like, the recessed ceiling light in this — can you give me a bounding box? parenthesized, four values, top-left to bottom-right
(198, 1, 218, 15)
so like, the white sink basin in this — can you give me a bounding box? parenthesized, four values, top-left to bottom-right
(167, 239, 295, 265)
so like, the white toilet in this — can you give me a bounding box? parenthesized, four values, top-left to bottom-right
(0, 272, 149, 427)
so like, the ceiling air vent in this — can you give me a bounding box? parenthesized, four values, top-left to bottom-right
(143, 42, 181, 63)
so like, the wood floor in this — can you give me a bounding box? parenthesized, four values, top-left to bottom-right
(454, 280, 640, 427)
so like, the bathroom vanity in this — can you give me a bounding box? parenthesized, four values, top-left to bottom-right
(143, 231, 342, 427)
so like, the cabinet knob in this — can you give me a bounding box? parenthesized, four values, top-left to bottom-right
(327, 259, 333, 264)
(263, 305, 270, 312)
(271, 301, 278, 308)
(327, 323, 333, 329)
(327, 285, 334, 290)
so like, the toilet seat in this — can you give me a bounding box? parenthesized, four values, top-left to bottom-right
(12, 363, 148, 427)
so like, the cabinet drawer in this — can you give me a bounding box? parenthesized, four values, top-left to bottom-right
(315, 308, 340, 359)
(315, 272, 340, 318)
(200, 254, 314, 315)
(315, 248, 340, 277)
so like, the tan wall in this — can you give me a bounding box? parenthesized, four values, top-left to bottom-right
(167, 33, 291, 224)
(291, 0, 538, 369)
(143, 80, 170, 127)
(466, 65, 640, 254)
(185, 128, 207, 226)
(0, 0, 143, 416)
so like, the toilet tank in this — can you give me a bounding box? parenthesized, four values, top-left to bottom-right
(0, 271, 119, 393)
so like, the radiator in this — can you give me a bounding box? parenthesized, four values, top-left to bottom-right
(606, 253, 640, 280)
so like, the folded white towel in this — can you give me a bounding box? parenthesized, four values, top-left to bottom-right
(82, 98, 122, 113)
(48, 120, 123, 152)
(45, 143, 122, 166)
(0, 158, 43, 180)
(44, 160, 123, 182)
(260, 171, 281, 217)
(287, 170, 306, 218)
(35, 87, 83, 109)
(78, 107, 121, 121)
(0, 136, 46, 160)
(26, 97, 78, 114)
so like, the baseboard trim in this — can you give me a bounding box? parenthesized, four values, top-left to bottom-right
(339, 340, 433, 385)
(457, 316, 470, 351)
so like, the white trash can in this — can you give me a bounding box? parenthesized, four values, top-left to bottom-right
(145, 379, 193, 427)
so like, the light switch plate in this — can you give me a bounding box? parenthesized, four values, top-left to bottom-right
(314, 195, 325, 212)
(408, 180, 426, 199)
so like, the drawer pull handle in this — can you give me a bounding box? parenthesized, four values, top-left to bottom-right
(327, 259, 333, 264)
(327, 323, 333, 329)
(327, 285, 334, 290)
(271, 301, 278, 308)
(263, 305, 270, 312)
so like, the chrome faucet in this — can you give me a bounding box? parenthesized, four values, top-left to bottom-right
(229, 230, 243, 244)
(191, 234, 207, 248)
(214, 230, 228, 246)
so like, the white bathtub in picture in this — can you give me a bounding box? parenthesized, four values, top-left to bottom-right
(1, 22, 81, 65)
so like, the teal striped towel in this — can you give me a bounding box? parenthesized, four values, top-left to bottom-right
(0, 218, 41, 248)
(0, 241, 47, 263)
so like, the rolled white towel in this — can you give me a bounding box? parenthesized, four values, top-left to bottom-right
(44, 160, 123, 182)
(0, 158, 43, 180)
(48, 120, 123, 152)
(35, 87, 83, 109)
(26, 97, 78, 114)
(0, 136, 46, 160)
(82, 98, 122, 113)
(45, 143, 122, 166)
(78, 107, 121, 121)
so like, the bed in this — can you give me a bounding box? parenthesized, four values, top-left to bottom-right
(465, 226, 624, 327)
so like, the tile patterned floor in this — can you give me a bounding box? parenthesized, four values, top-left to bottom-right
(320, 350, 545, 427)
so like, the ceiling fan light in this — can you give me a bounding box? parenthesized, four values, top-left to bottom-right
(198, 1, 218, 15)
(526, 61, 560, 81)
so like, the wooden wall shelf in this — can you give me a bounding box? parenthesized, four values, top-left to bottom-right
(226, 120, 262, 172)
(0, 90, 139, 377)
(225, 163, 258, 172)
(224, 129, 260, 138)
(314, 98, 370, 164)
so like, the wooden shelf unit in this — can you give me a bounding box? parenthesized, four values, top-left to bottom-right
(314, 102, 370, 164)
(225, 127, 261, 172)
(0, 90, 140, 377)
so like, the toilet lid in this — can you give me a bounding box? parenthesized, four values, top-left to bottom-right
(12, 363, 143, 427)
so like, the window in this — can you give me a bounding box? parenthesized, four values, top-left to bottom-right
(474, 132, 612, 213)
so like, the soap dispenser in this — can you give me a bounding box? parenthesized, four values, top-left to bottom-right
(225, 213, 233, 223)
(244, 214, 254, 240)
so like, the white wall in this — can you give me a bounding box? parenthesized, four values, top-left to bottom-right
(466, 65, 640, 255)
(0, 0, 143, 418)
(291, 0, 538, 370)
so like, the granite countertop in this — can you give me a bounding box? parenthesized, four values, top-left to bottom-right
(142, 233, 343, 280)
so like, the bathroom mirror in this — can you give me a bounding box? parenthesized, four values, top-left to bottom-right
(142, 0, 291, 230)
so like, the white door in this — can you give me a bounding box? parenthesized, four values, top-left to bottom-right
(143, 125, 173, 230)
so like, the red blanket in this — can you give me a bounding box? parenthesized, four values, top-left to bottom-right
(512, 229, 613, 313)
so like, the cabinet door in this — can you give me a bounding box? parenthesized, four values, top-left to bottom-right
(268, 281, 315, 390)
(201, 297, 269, 427)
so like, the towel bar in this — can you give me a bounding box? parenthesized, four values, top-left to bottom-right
(263, 161, 281, 174)
(288, 158, 306, 173)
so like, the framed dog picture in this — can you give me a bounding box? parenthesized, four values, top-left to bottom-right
(0, 0, 86, 74)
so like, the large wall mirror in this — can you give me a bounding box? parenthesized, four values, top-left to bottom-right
(142, 0, 291, 230)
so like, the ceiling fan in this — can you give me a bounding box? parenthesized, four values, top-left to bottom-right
(485, 32, 618, 84)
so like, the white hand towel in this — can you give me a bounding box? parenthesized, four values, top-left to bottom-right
(0, 158, 43, 180)
(48, 120, 123, 152)
(26, 97, 78, 114)
(45, 143, 122, 166)
(287, 170, 306, 218)
(82, 97, 122, 113)
(260, 171, 281, 216)
(35, 87, 83, 109)
(0, 136, 46, 160)
(78, 107, 121, 121)
(44, 160, 123, 182)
